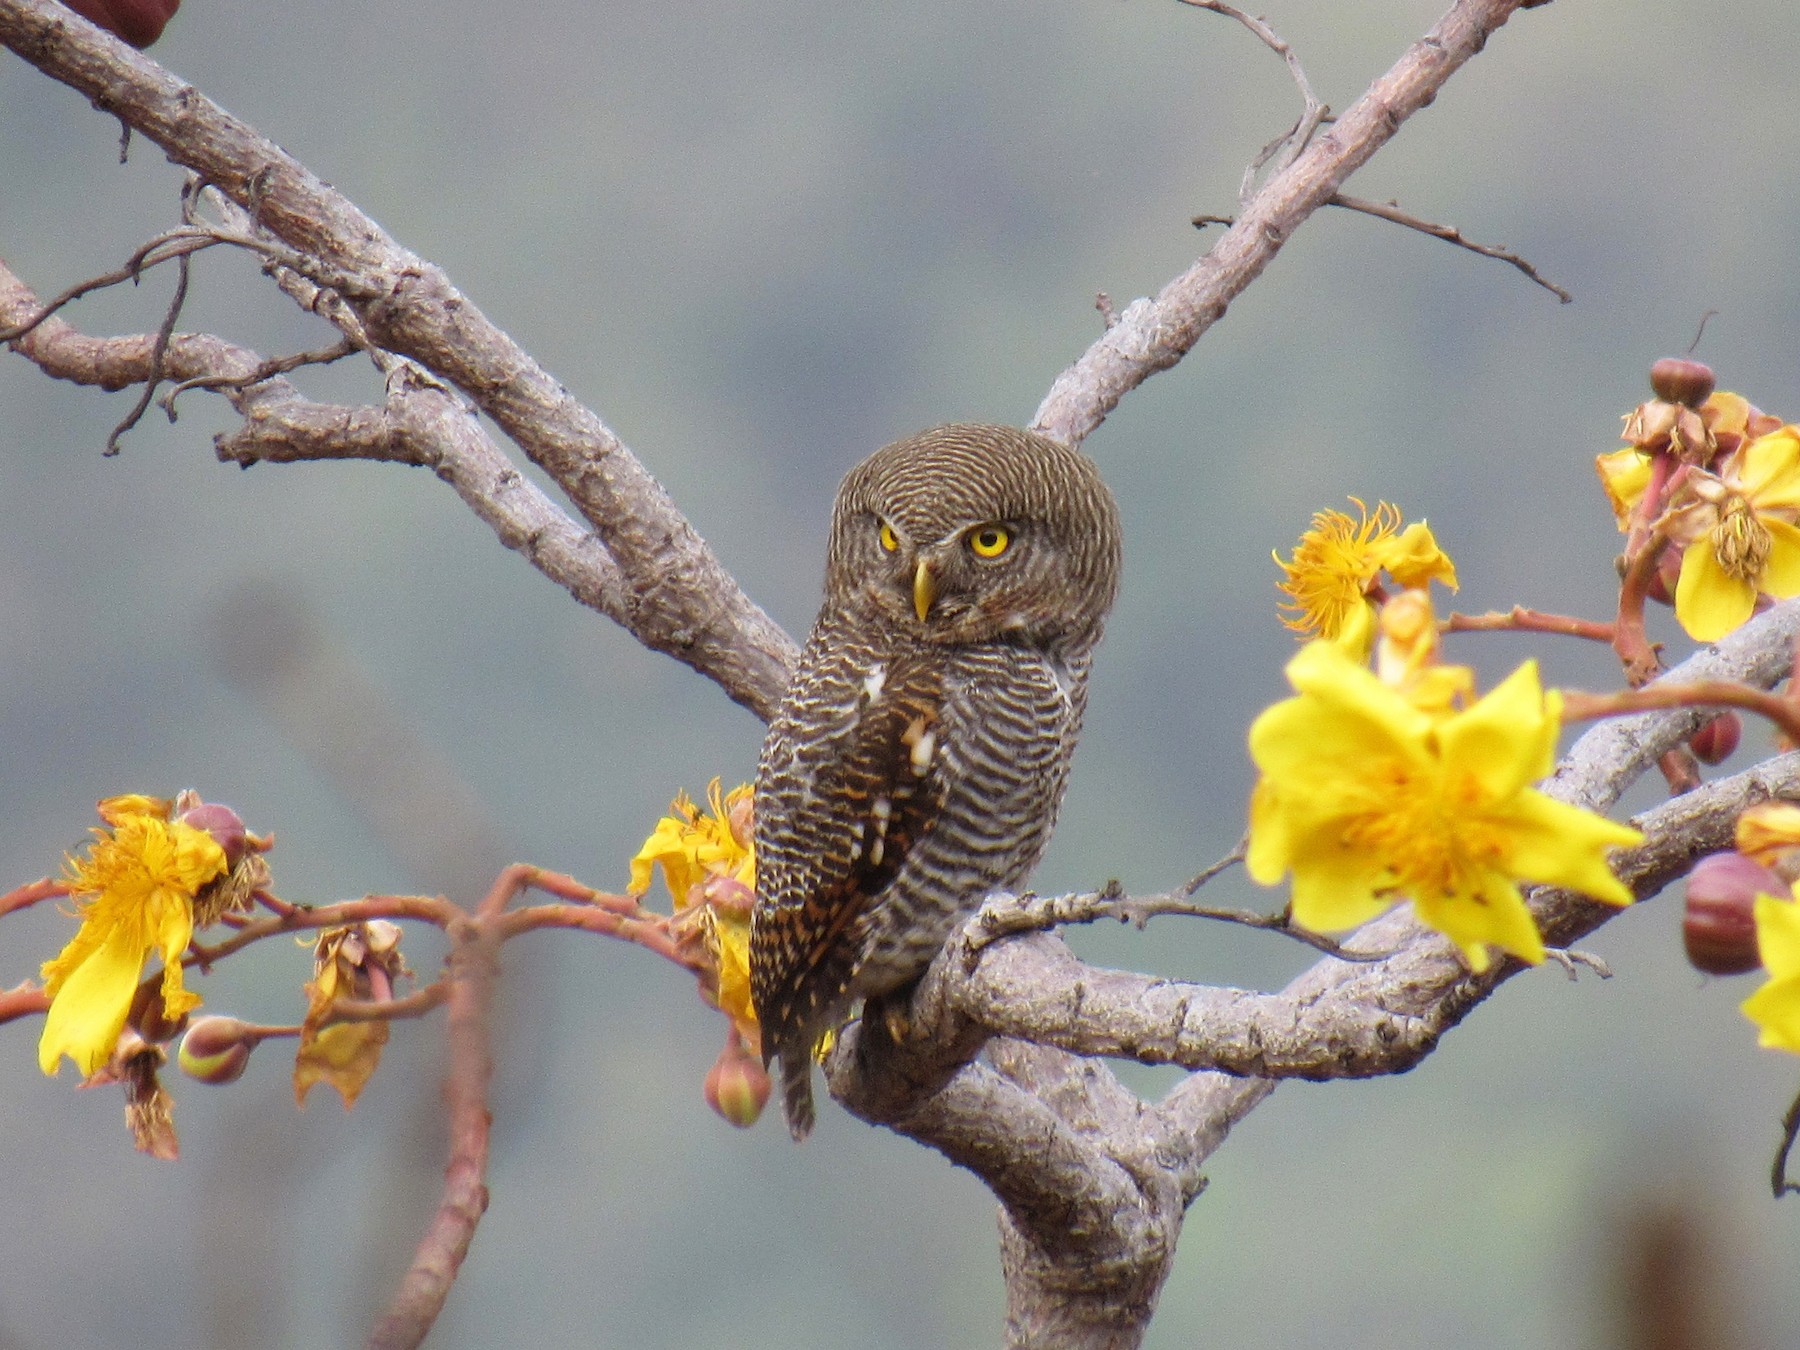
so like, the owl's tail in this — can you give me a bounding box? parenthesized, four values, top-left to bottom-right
(777, 1043, 816, 1142)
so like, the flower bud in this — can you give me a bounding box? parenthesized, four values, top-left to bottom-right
(704, 1040, 771, 1128)
(1688, 712, 1742, 765)
(1683, 853, 1779, 975)
(177, 1016, 258, 1085)
(1650, 358, 1715, 409)
(177, 801, 250, 867)
(703, 873, 755, 920)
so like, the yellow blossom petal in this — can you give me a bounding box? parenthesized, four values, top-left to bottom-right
(1735, 427, 1800, 508)
(1737, 802, 1800, 865)
(1595, 448, 1653, 530)
(1413, 872, 1543, 973)
(1743, 888, 1800, 1054)
(1372, 521, 1459, 593)
(709, 910, 757, 1045)
(1435, 662, 1558, 798)
(1674, 539, 1757, 641)
(1248, 641, 1642, 969)
(1759, 517, 1800, 598)
(97, 794, 172, 826)
(626, 781, 754, 910)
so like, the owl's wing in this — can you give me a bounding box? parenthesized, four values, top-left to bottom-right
(751, 644, 947, 1055)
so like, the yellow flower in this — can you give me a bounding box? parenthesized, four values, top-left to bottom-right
(1247, 642, 1643, 971)
(1743, 884, 1800, 1055)
(628, 780, 755, 907)
(1669, 426, 1800, 641)
(39, 799, 229, 1077)
(1275, 500, 1458, 653)
(629, 781, 759, 1044)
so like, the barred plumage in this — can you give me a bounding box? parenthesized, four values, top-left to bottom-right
(751, 424, 1122, 1140)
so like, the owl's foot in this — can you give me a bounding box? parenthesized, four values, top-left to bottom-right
(881, 1000, 912, 1044)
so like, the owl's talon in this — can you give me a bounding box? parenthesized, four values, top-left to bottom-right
(882, 1002, 912, 1044)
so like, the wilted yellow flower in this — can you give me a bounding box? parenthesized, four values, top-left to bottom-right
(39, 797, 228, 1077)
(1743, 884, 1800, 1054)
(1275, 500, 1458, 654)
(1247, 641, 1642, 971)
(1668, 426, 1800, 641)
(294, 921, 408, 1109)
(629, 780, 755, 907)
(630, 781, 759, 1044)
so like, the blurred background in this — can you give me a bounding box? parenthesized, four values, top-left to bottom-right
(3, 0, 1798, 1345)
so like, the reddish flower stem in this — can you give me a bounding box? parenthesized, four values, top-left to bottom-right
(495, 902, 700, 969)
(365, 923, 496, 1350)
(1443, 606, 1616, 642)
(0, 984, 50, 1025)
(1612, 526, 1671, 686)
(325, 981, 450, 1025)
(1562, 679, 1800, 746)
(185, 893, 462, 969)
(0, 876, 67, 919)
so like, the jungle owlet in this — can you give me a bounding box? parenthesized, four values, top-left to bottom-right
(751, 423, 1123, 1140)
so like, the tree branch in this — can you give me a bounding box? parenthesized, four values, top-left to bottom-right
(0, 0, 798, 717)
(1032, 0, 1541, 446)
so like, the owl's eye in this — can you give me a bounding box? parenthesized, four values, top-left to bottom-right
(967, 524, 1011, 559)
(878, 521, 901, 553)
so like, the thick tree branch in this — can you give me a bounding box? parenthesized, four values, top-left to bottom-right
(0, 0, 797, 716)
(1032, 0, 1539, 446)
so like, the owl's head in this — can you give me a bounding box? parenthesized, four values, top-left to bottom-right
(825, 424, 1123, 649)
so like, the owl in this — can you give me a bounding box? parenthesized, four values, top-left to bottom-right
(751, 423, 1123, 1140)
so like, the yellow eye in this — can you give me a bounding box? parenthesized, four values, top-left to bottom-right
(967, 524, 1011, 559)
(878, 521, 900, 553)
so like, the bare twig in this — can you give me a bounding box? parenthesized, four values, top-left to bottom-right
(0, 227, 217, 343)
(103, 245, 191, 454)
(1329, 193, 1572, 302)
(1173, 0, 1330, 201)
(1541, 947, 1613, 981)
(1445, 606, 1615, 641)
(1774, 1085, 1800, 1199)
(1035, 0, 1546, 446)
(161, 336, 356, 413)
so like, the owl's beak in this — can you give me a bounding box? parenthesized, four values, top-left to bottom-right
(913, 559, 937, 621)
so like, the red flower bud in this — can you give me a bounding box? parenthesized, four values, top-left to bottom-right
(1683, 853, 1778, 975)
(1649, 358, 1716, 409)
(703, 1039, 771, 1128)
(177, 1016, 258, 1085)
(1689, 713, 1742, 766)
(58, 0, 179, 47)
